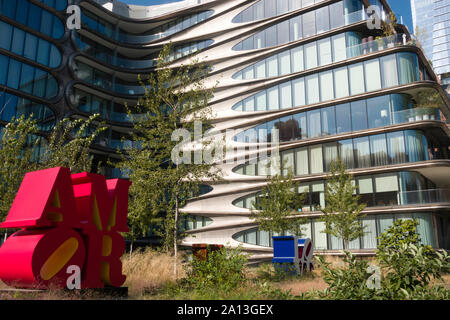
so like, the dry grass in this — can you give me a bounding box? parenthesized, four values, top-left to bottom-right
(121, 248, 185, 298)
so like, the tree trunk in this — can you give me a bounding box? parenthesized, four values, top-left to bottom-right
(174, 195, 179, 279)
(129, 238, 134, 259)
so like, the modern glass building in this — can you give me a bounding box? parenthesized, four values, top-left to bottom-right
(0, 0, 449, 261)
(411, 0, 450, 84)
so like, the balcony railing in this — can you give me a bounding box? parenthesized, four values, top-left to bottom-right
(392, 107, 441, 124)
(372, 189, 450, 207)
(346, 33, 416, 59)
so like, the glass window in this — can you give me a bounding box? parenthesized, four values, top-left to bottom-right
(310, 145, 323, 174)
(254, 31, 265, 49)
(315, 6, 330, 34)
(293, 112, 307, 140)
(290, 15, 302, 41)
(0, 55, 8, 85)
(267, 87, 279, 110)
(370, 134, 388, 166)
(321, 106, 336, 136)
(302, 11, 316, 38)
(281, 150, 294, 175)
(362, 217, 377, 248)
(397, 52, 419, 85)
(332, 33, 347, 62)
(375, 175, 399, 206)
(349, 62, 365, 95)
(255, 91, 267, 111)
(267, 55, 278, 77)
(24, 33, 38, 61)
(40, 10, 53, 36)
(265, 25, 277, 47)
(319, 70, 334, 101)
(292, 78, 305, 107)
(28, 5, 41, 31)
(19, 63, 34, 94)
(7, 59, 21, 89)
(364, 59, 381, 91)
(324, 142, 338, 172)
(380, 55, 398, 87)
(318, 38, 332, 66)
(304, 42, 318, 69)
(243, 97, 254, 112)
(0, 21, 12, 50)
(333, 66, 349, 98)
(265, 0, 277, 18)
(37, 39, 50, 66)
(405, 130, 428, 162)
(339, 139, 354, 169)
(377, 215, 394, 236)
(307, 109, 321, 138)
(354, 137, 371, 168)
(387, 131, 406, 164)
(255, 60, 266, 78)
(279, 51, 291, 75)
(306, 74, 319, 104)
(335, 103, 351, 133)
(296, 147, 309, 175)
(280, 82, 292, 109)
(49, 44, 61, 68)
(11, 28, 25, 55)
(313, 220, 327, 250)
(329, 1, 345, 29)
(243, 66, 254, 80)
(277, 20, 290, 46)
(291, 46, 304, 73)
(16, 0, 29, 24)
(367, 95, 390, 128)
(351, 100, 368, 131)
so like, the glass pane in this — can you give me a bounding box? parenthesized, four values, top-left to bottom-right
(302, 11, 316, 38)
(349, 62, 365, 95)
(307, 109, 321, 138)
(309, 145, 323, 174)
(334, 66, 349, 98)
(319, 70, 334, 101)
(380, 54, 398, 88)
(332, 33, 347, 62)
(267, 55, 278, 77)
(267, 87, 279, 110)
(279, 51, 291, 75)
(304, 42, 318, 69)
(330, 1, 345, 29)
(318, 38, 332, 66)
(397, 52, 419, 85)
(321, 106, 336, 136)
(306, 74, 319, 104)
(280, 82, 292, 109)
(290, 15, 302, 41)
(338, 139, 354, 169)
(351, 100, 368, 131)
(370, 134, 388, 166)
(362, 217, 377, 249)
(387, 131, 406, 164)
(324, 142, 338, 171)
(336, 103, 351, 134)
(313, 220, 327, 250)
(364, 59, 381, 91)
(315, 6, 330, 34)
(291, 46, 304, 72)
(367, 95, 390, 128)
(354, 137, 371, 168)
(296, 147, 309, 175)
(292, 77, 305, 106)
(7, 59, 21, 89)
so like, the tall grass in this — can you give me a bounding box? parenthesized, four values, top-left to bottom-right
(122, 247, 184, 299)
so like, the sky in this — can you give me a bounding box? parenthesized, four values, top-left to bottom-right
(122, 0, 415, 33)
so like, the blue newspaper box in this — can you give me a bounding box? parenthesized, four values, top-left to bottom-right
(272, 236, 300, 275)
(272, 236, 314, 275)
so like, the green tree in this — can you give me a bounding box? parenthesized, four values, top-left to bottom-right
(319, 160, 367, 249)
(250, 168, 307, 236)
(117, 44, 220, 277)
(0, 114, 106, 239)
(0, 116, 40, 224)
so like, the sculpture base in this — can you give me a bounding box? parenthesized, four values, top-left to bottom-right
(0, 286, 128, 300)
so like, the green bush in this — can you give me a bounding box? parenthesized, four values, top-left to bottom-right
(184, 246, 248, 293)
(316, 219, 450, 300)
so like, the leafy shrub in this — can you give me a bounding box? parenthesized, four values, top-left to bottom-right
(184, 246, 248, 293)
(316, 219, 450, 300)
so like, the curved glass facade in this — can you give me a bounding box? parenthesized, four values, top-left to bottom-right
(81, 9, 213, 44)
(233, 33, 413, 80)
(70, 87, 145, 123)
(233, 0, 328, 23)
(234, 92, 442, 143)
(233, 52, 420, 112)
(0, 0, 65, 39)
(0, 53, 58, 99)
(0, 20, 61, 68)
(0, 91, 55, 130)
(35, 0, 67, 11)
(233, 171, 439, 210)
(168, 39, 214, 61)
(74, 33, 157, 69)
(232, 1, 364, 51)
(232, 212, 437, 249)
(179, 215, 213, 231)
(233, 129, 447, 177)
(73, 60, 147, 96)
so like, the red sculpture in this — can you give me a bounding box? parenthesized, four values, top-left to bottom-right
(0, 167, 131, 289)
